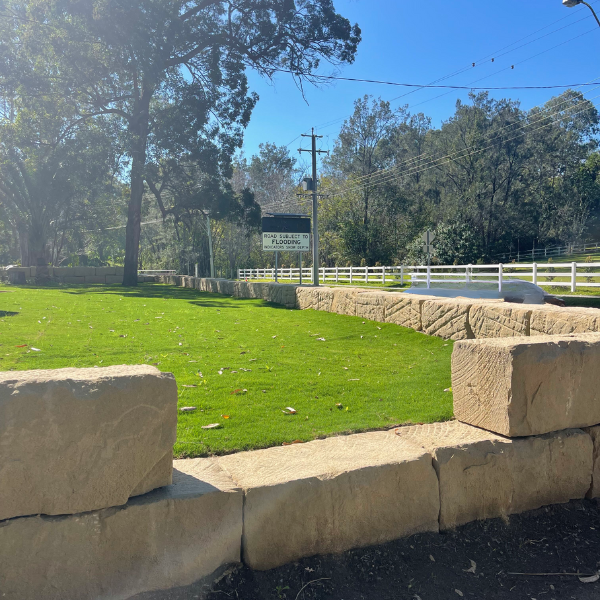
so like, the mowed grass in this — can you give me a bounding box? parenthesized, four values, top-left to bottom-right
(0, 283, 453, 457)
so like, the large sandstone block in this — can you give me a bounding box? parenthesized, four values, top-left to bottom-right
(95, 266, 117, 276)
(0, 365, 177, 521)
(529, 306, 600, 336)
(216, 279, 234, 296)
(264, 283, 298, 308)
(218, 431, 439, 570)
(469, 303, 531, 338)
(583, 425, 600, 498)
(330, 287, 362, 316)
(452, 334, 600, 437)
(421, 298, 473, 340)
(0, 459, 243, 600)
(233, 280, 250, 298)
(355, 292, 387, 322)
(84, 275, 106, 284)
(384, 293, 435, 331)
(295, 286, 335, 311)
(106, 275, 124, 284)
(396, 421, 592, 530)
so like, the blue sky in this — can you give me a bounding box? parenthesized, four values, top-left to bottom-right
(240, 0, 600, 161)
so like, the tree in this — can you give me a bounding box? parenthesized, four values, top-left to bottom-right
(4, 0, 360, 284)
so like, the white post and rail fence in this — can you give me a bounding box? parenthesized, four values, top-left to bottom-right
(237, 262, 600, 293)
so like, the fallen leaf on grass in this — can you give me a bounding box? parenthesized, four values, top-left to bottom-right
(30, 347, 41, 352)
(120, 334, 127, 338)
(336, 403, 343, 409)
(249, 358, 257, 362)
(348, 379, 360, 381)
(182, 385, 197, 388)
(282, 407, 297, 415)
(316, 338, 326, 341)
(221, 415, 230, 419)
(230, 389, 247, 395)
(15, 344, 27, 348)
(444, 387, 453, 392)
(180, 407, 197, 412)
(282, 440, 304, 446)
(201, 423, 222, 429)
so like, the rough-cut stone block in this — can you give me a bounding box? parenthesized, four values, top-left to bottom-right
(355, 292, 387, 322)
(115, 266, 125, 276)
(264, 283, 298, 308)
(218, 431, 439, 570)
(422, 298, 473, 340)
(106, 275, 123, 284)
(55, 267, 93, 277)
(85, 275, 106, 284)
(469, 303, 531, 338)
(233, 281, 250, 298)
(0, 365, 177, 521)
(384, 293, 431, 331)
(295, 286, 335, 312)
(0, 459, 242, 600)
(529, 306, 600, 336)
(452, 334, 600, 437)
(216, 279, 234, 296)
(583, 425, 600, 498)
(62, 276, 85, 284)
(330, 287, 362, 316)
(95, 266, 117, 276)
(396, 421, 592, 530)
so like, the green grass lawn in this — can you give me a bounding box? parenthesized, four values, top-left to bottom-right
(0, 283, 453, 457)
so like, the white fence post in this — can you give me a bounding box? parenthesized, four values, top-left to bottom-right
(533, 262, 537, 286)
(382, 266, 386, 285)
(498, 264, 503, 293)
(321, 267, 325, 283)
(365, 267, 368, 284)
(350, 266, 353, 284)
(571, 262, 577, 292)
(400, 265, 404, 286)
(426, 265, 431, 289)
(466, 264, 471, 284)
(335, 267, 339, 283)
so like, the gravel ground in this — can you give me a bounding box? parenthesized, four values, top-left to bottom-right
(131, 499, 600, 600)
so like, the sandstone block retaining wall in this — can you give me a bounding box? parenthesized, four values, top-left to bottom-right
(154, 276, 600, 341)
(1, 265, 156, 284)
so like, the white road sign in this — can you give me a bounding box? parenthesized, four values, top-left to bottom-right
(262, 232, 310, 252)
(421, 230, 436, 244)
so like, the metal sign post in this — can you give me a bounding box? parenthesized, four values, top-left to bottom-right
(275, 251, 278, 283)
(421, 230, 436, 267)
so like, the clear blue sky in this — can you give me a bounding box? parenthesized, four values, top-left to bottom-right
(241, 0, 600, 160)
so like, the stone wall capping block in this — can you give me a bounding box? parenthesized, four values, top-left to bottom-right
(0, 364, 178, 521)
(452, 334, 600, 437)
(217, 431, 440, 570)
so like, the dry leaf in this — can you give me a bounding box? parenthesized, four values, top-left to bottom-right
(182, 385, 197, 388)
(429, 555, 435, 562)
(222, 415, 230, 419)
(348, 378, 360, 381)
(30, 347, 41, 352)
(201, 423, 222, 429)
(282, 407, 297, 415)
(579, 573, 600, 583)
(444, 387, 453, 392)
(15, 344, 27, 348)
(282, 440, 304, 446)
(464, 560, 476, 574)
(180, 407, 197, 412)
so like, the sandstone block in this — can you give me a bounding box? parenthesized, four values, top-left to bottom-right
(469, 303, 531, 338)
(422, 298, 473, 340)
(218, 431, 439, 570)
(296, 286, 335, 311)
(384, 293, 431, 331)
(63, 276, 85, 284)
(115, 266, 125, 276)
(0, 459, 242, 600)
(95, 266, 117, 276)
(233, 281, 250, 298)
(264, 283, 298, 308)
(583, 425, 600, 498)
(216, 279, 234, 296)
(395, 421, 592, 530)
(85, 276, 106, 284)
(106, 275, 124, 284)
(0, 365, 177, 521)
(355, 292, 387, 322)
(452, 334, 600, 437)
(330, 287, 362, 316)
(529, 306, 600, 336)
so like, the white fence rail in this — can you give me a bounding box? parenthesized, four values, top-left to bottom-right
(238, 262, 600, 293)
(496, 242, 600, 263)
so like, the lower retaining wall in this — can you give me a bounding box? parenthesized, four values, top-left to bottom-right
(155, 276, 600, 340)
(2, 266, 156, 284)
(2, 420, 598, 598)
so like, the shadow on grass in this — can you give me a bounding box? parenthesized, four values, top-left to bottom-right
(0, 310, 18, 317)
(8, 282, 294, 311)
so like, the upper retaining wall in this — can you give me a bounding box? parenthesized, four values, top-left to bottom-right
(2, 266, 155, 284)
(155, 276, 600, 341)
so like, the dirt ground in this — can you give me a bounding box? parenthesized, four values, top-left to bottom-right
(133, 499, 600, 600)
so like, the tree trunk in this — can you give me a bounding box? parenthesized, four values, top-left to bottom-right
(123, 93, 151, 286)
